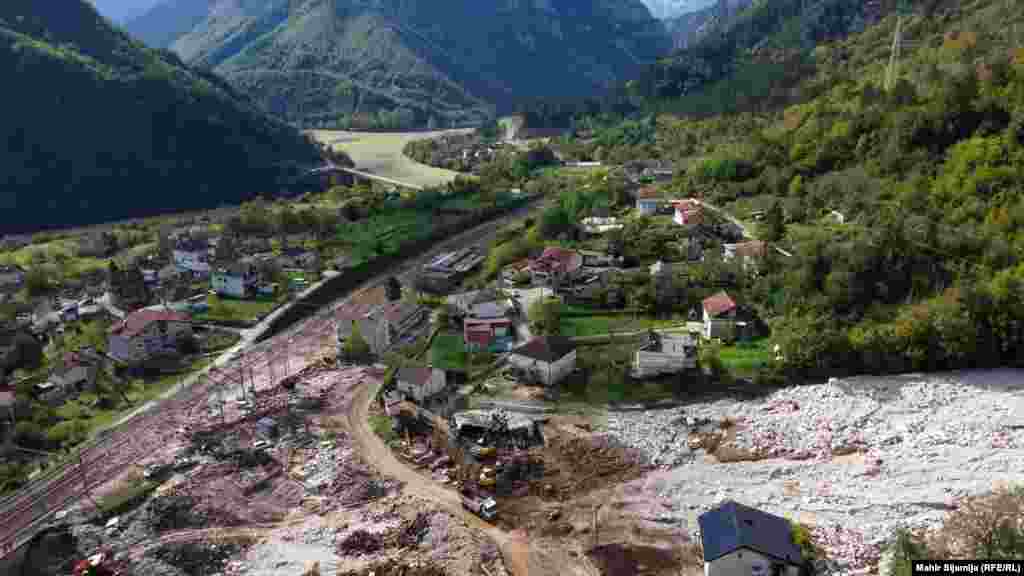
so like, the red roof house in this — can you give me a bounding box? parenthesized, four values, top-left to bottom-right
(108, 308, 192, 364)
(529, 247, 583, 285)
(702, 292, 738, 341)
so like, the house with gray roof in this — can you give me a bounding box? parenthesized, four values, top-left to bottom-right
(698, 500, 804, 576)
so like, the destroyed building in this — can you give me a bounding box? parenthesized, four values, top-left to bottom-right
(450, 409, 545, 450)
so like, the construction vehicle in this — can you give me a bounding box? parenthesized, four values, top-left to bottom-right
(72, 552, 115, 576)
(478, 466, 496, 488)
(461, 491, 498, 521)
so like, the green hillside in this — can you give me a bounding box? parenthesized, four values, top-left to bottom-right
(0, 0, 326, 233)
(576, 0, 1024, 378)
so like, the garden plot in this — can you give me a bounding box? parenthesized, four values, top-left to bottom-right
(605, 369, 1024, 575)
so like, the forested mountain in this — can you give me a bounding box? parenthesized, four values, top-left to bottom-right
(0, 0, 326, 233)
(125, 0, 671, 129)
(122, 0, 211, 50)
(662, 0, 752, 50)
(567, 0, 1024, 378)
(638, 0, 717, 20)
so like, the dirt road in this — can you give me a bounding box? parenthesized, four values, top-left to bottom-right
(346, 377, 585, 576)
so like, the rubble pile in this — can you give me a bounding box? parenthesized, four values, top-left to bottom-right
(335, 560, 448, 576)
(541, 432, 649, 497)
(336, 529, 384, 555)
(150, 540, 244, 576)
(397, 512, 432, 548)
(607, 371, 1024, 575)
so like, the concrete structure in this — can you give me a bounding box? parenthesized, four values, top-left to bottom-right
(451, 409, 544, 447)
(508, 336, 577, 387)
(211, 262, 258, 299)
(702, 291, 737, 342)
(632, 332, 698, 378)
(698, 501, 803, 576)
(395, 365, 448, 404)
(673, 199, 703, 226)
(108, 308, 192, 364)
(635, 186, 662, 215)
(336, 299, 427, 356)
(417, 248, 485, 294)
(529, 247, 583, 286)
(580, 217, 623, 235)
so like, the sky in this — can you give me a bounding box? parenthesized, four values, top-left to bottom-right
(87, 0, 165, 24)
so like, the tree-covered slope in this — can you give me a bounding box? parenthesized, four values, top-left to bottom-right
(122, 0, 211, 49)
(0, 0, 325, 233)
(603, 0, 1024, 378)
(130, 0, 671, 129)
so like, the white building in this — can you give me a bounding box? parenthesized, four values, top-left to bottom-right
(507, 336, 577, 387)
(698, 501, 803, 576)
(172, 237, 211, 274)
(211, 262, 258, 298)
(632, 332, 698, 378)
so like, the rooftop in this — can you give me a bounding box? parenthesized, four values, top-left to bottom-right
(698, 500, 802, 565)
(512, 336, 576, 363)
(396, 366, 433, 387)
(702, 292, 736, 318)
(451, 409, 539, 432)
(110, 308, 189, 338)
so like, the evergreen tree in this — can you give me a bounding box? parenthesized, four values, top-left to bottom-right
(385, 277, 402, 301)
(764, 201, 785, 242)
(344, 321, 372, 363)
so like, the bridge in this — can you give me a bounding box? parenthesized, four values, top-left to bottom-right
(307, 164, 424, 191)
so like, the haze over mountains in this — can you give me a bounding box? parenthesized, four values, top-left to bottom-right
(1, 0, 324, 233)
(87, 0, 164, 23)
(123, 0, 672, 128)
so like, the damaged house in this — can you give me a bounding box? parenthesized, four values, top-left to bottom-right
(451, 409, 545, 450)
(632, 331, 698, 378)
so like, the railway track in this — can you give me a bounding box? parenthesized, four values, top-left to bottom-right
(0, 196, 543, 559)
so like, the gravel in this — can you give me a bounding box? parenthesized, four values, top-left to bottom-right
(605, 369, 1024, 575)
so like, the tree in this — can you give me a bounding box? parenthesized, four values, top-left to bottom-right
(24, 266, 53, 297)
(763, 201, 786, 241)
(385, 277, 402, 301)
(344, 321, 372, 363)
(528, 298, 562, 336)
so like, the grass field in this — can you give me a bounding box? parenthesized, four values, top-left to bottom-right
(308, 129, 472, 189)
(193, 295, 284, 324)
(558, 305, 680, 338)
(718, 338, 773, 377)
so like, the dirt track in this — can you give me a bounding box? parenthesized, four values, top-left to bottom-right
(346, 377, 587, 576)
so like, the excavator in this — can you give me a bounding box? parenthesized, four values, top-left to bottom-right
(72, 552, 115, 576)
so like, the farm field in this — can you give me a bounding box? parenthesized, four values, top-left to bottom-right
(308, 129, 473, 189)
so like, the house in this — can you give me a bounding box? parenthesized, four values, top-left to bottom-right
(451, 409, 545, 448)
(723, 241, 767, 272)
(635, 186, 662, 215)
(508, 336, 577, 387)
(501, 259, 532, 285)
(278, 248, 320, 272)
(172, 237, 211, 274)
(465, 317, 515, 352)
(529, 247, 583, 286)
(447, 288, 516, 319)
(76, 298, 103, 320)
(0, 265, 25, 293)
(698, 501, 803, 576)
(394, 365, 449, 404)
(702, 292, 737, 342)
(829, 210, 845, 224)
(336, 299, 427, 356)
(673, 199, 703, 226)
(108, 308, 192, 364)
(211, 262, 258, 299)
(39, 349, 104, 406)
(632, 331, 698, 378)
(579, 251, 622, 269)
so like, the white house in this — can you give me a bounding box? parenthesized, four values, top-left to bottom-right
(394, 365, 448, 404)
(211, 262, 258, 298)
(172, 237, 211, 274)
(702, 291, 737, 341)
(108, 309, 192, 364)
(632, 332, 698, 378)
(507, 336, 577, 387)
(698, 501, 803, 576)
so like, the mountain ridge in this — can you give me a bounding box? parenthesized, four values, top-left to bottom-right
(126, 0, 672, 128)
(0, 0, 326, 233)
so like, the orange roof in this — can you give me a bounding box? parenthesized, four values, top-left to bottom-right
(731, 241, 766, 258)
(702, 292, 736, 318)
(637, 186, 661, 199)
